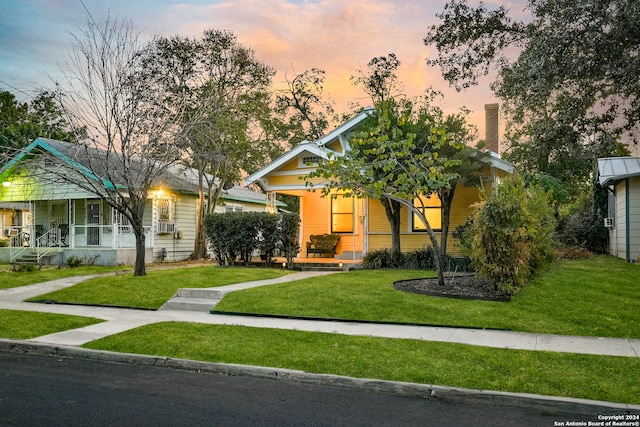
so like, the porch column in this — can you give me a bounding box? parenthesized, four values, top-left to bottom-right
(266, 191, 277, 213)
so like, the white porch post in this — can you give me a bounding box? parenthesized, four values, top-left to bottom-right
(266, 191, 277, 213)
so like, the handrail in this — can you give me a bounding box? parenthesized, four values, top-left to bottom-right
(9, 231, 29, 263)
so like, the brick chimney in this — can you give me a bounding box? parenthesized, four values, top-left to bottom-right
(484, 103, 499, 154)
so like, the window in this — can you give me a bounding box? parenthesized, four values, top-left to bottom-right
(157, 197, 173, 223)
(413, 195, 442, 232)
(331, 195, 353, 233)
(156, 197, 175, 234)
(224, 204, 244, 213)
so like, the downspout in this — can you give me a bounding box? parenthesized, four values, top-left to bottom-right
(626, 179, 630, 262)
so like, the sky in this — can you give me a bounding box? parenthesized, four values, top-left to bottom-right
(0, 0, 513, 142)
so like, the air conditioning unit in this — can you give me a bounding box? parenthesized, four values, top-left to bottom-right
(157, 222, 176, 234)
(604, 218, 614, 228)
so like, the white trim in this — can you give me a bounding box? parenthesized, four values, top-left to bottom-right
(245, 144, 332, 186)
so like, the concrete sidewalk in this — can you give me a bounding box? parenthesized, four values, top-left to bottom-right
(1, 271, 638, 357)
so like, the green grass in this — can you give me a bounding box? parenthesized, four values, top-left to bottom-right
(215, 256, 640, 338)
(27, 266, 290, 309)
(0, 264, 129, 289)
(0, 309, 103, 339)
(84, 322, 640, 405)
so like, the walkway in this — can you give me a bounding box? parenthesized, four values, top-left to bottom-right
(0, 271, 638, 358)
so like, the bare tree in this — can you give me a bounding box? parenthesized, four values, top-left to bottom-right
(47, 16, 192, 276)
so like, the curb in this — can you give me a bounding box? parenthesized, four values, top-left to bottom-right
(2, 339, 638, 415)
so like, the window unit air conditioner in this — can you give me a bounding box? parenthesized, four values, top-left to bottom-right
(604, 218, 614, 228)
(157, 222, 176, 234)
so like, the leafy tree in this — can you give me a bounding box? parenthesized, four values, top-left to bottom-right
(424, 0, 639, 196)
(145, 30, 279, 259)
(0, 90, 79, 162)
(308, 98, 462, 286)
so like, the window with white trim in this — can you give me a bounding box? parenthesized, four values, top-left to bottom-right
(412, 195, 442, 232)
(331, 194, 354, 233)
(156, 197, 175, 234)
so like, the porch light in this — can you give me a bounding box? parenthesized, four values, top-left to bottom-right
(282, 262, 287, 269)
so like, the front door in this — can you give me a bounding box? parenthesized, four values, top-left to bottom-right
(87, 202, 100, 246)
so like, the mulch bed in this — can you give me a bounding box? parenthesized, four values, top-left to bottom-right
(393, 273, 511, 302)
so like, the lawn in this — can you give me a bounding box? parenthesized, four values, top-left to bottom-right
(84, 322, 640, 405)
(27, 266, 290, 309)
(214, 256, 640, 338)
(0, 309, 103, 339)
(0, 264, 129, 289)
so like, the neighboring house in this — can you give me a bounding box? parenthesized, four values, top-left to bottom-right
(598, 156, 640, 262)
(0, 137, 279, 265)
(245, 106, 515, 260)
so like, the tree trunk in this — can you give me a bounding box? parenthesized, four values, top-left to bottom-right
(133, 226, 146, 276)
(192, 188, 206, 259)
(380, 197, 402, 252)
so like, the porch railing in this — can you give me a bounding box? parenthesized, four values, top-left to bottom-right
(9, 229, 61, 264)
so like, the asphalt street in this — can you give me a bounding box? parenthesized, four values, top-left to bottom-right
(0, 351, 612, 427)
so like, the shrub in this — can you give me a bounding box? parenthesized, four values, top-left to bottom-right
(203, 212, 300, 267)
(557, 185, 609, 254)
(362, 247, 471, 271)
(467, 176, 556, 295)
(12, 263, 36, 272)
(362, 248, 402, 269)
(66, 255, 82, 268)
(403, 247, 436, 270)
(556, 246, 595, 260)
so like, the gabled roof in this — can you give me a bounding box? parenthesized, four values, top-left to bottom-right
(245, 107, 373, 187)
(244, 107, 515, 189)
(597, 157, 640, 186)
(0, 137, 278, 206)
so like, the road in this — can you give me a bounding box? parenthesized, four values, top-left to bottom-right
(0, 351, 604, 426)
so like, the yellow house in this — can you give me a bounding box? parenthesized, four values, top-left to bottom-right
(246, 107, 515, 260)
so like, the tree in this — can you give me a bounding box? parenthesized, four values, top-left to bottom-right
(274, 68, 336, 146)
(46, 16, 192, 276)
(424, 0, 639, 196)
(0, 90, 79, 162)
(143, 29, 279, 260)
(308, 98, 462, 286)
(349, 54, 484, 254)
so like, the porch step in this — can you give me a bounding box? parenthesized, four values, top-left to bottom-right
(160, 288, 224, 312)
(9, 250, 59, 266)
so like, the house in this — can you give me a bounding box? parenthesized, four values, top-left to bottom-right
(597, 156, 640, 262)
(0, 137, 280, 265)
(245, 105, 515, 260)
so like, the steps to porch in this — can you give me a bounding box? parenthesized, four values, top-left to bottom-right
(9, 248, 61, 267)
(160, 288, 225, 312)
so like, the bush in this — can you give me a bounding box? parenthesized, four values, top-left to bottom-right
(66, 255, 82, 268)
(203, 212, 300, 267)
(362, 248, 402, 269)
(362, 247, 471, 271)
(467, 176, 556, 295)
(557, 185, 609, 254)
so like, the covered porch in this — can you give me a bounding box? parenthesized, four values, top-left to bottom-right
(1, 198, 155, 266)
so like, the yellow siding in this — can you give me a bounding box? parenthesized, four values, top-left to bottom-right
(326, 140, 343, 153)
(269, 174, 325, 186)
(279, 158, 300, 171)
(365, 185, 484, 256)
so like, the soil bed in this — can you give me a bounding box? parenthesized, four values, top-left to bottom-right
(393, 273, 511, 302)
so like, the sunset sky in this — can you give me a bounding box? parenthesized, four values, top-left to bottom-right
(0, 0, 514, 141)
